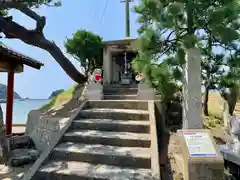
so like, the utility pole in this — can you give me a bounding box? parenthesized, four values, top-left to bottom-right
(120, 0, 132, 37)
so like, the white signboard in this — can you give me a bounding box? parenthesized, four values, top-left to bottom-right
(183, 131, 217, 157)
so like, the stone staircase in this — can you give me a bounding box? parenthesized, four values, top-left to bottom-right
(33, 99, 160, 180)
(30, 84, 160, 180)
(103, 84, 138, 100)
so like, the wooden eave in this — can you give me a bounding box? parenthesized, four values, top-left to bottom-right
(0, 44, 44, 72)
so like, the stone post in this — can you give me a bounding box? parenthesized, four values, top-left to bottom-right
(103, 47, 112, 84)
(182, 48, 203, 129)
(137, 80, 155, 100)
(86, 69, 103, 100)
(0, 104, 8, 164)
(222, 100, 230, 130)
(86, 82, 103, 100)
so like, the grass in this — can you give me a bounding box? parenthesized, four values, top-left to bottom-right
(39, 84, 78, 112)
(206, 92, 223, 119)
(203, 115, 222, 129)
(203, 92, 224, 129)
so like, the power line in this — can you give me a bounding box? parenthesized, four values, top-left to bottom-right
(88, 0, 102, 28)
(99, 0, 109, 25)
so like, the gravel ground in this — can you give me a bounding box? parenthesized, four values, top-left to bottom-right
(0, 164, 31, 180)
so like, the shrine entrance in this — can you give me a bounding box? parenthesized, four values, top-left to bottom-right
(102, 38, 138, 85)
(112, 51, 137, 84)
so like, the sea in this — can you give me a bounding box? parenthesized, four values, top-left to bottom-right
(0, 99, 50, 124)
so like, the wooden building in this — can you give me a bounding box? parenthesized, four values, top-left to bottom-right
(0, 44, 44, 136)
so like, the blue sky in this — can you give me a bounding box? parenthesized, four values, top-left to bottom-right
(0, 0, 140, 99)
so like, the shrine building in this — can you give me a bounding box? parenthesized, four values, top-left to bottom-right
(102, 38, 138, 85)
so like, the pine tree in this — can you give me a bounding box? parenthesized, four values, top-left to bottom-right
(133, 0, 240, 119)
(218, 52, 240, 115)
(0, 1, 87, 84)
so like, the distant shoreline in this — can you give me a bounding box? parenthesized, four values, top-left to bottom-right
(1, 99, 49, 124)
(0, 98, 49, 103)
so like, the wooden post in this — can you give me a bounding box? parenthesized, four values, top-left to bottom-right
(5, 70, 14, 136)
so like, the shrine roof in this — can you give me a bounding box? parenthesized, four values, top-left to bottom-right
(0, 44, 44, 70)
(103, 38, 137, 46)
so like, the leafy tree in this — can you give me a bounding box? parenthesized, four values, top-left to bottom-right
(0, 0, 87, 84)
(133, 0, 240, 120)
(65, 30, 103, 77)
(49, 89, 64, 99)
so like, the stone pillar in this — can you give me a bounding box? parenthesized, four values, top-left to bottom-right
(222, 100, 230, 130)
(182, 48, 203, 129)
(112, 59, 117, 83)
(137, 81, 155, 100)
(86, 82, 103, 100)
(103, 48, 107, 84)
(103, 47, 112, 84)
(86, 69, 103, 100)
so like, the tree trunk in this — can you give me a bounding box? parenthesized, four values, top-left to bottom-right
(0, 17, 87, 84)
(203, 85, 209, 116)
(228, 87, 239, 115)
(30, 37, 87, 84)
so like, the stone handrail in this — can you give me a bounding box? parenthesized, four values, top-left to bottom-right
(0, 104, 8, 164)
(22, 101, 88, 180)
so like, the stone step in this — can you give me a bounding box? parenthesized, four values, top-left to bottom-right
(104, 95, 137, 100)
(103, 92, 137, 96)
(36, 160, 151, 180)
(86, 100, 148, 110)
(70, 119, 150, 133)
(77, 108, 149, 120)
(103, 84, 138, 89)
(51, 142, 151, 168)
(63, 130, 151, 147)
(103, 88, 138, 95)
